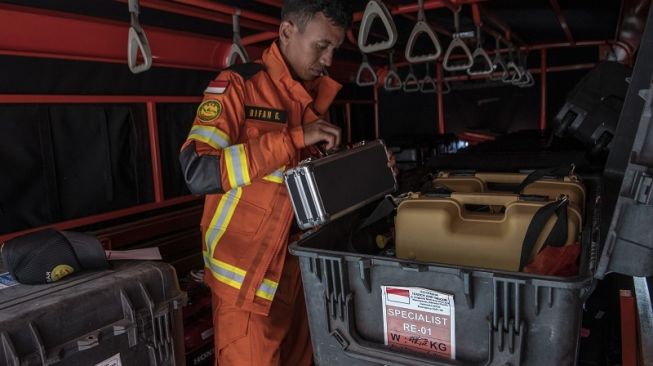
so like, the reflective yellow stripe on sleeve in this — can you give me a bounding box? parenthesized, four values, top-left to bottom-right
(262, 166, 285, 184)
(204, 187, 242, 261)
(224, 144, 252, 188)
(187, 125, 230, 150)
(201, 186, 279, 302)
(205, 256, 279, 301)
(255, 278, 279, 300)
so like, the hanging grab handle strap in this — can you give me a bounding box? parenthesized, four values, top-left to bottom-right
(489, 36, 507, 81)
(226, 10, 249, 66)
(467, 5, 492, 76)
(513, 52, 534, 87)
(441, 79, 451, 94)
(358, 0, 398, 53)
(467, 25, 493, 76)
(384, 51, 402, 91)
(420, 63, 437, 93)
(405, 0, 442, 63)
(517, 70, 535, 87)
(403, 64, 420, 93)
(504, 61, 522, 83)
(503, 44, 523, 83)
(127, 0, 152, 74)
(442, 8, 474, 71)
(356, 53, 378, 87)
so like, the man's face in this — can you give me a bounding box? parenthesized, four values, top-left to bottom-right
(280, 12, 346, 81)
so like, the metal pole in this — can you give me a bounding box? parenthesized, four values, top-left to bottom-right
(147, 102, 164, 202)
(345, 102, 352, 143)
(373, 86, 380, 139)
(437, 62, 445, 134)
(540, 49, 547, 131)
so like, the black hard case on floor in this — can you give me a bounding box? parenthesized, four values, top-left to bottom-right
(0, 261, 186, 366)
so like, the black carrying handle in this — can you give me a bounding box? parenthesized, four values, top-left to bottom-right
(356, 177, 449, 231)
(518, 196, 569, 270)
(514, 164, 575, 193)
(357, 196, 396, 231)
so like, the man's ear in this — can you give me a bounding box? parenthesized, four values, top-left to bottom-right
(279, 20, 295, 46)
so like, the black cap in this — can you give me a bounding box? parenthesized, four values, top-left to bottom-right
(0, 229, 109, 285)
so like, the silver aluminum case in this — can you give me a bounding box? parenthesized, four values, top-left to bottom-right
(285, 163, 329, 229)
(284, 140, 397, 230)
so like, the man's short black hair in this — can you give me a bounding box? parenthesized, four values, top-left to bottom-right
(281, 0, 352, 31)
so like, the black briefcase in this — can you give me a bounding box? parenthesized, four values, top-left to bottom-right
(284, 140, 397, 229)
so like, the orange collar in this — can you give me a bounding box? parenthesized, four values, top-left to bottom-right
(261, 42, 341, 115)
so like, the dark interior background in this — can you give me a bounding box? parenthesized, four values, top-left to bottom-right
(0, 0, 631, 234)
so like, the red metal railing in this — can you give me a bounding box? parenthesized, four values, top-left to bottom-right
(0, 3, 264, 71)
(0, 196, 201, 243)
(437, 62, 446, 135)
(147, 101, 165, 202)
(540, 49, 548, 131)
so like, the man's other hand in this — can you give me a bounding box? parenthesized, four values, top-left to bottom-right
(303, 119, 341, 150)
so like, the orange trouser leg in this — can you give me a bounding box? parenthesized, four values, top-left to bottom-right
(212, 255, 313, 366)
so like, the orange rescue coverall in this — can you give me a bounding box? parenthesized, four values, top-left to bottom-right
(180, 41, 341, 365)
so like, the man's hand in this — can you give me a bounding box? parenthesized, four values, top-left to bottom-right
(303, 119, 341, 151)
(387, 149, 398, 176)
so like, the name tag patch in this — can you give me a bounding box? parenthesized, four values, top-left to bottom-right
(245, 106, 287, 124)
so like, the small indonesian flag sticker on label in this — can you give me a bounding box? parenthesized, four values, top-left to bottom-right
(204, 80, 229, 94)
(386, 287, 411, 304)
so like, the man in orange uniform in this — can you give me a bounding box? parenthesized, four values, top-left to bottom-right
(179, 1, 353, 365)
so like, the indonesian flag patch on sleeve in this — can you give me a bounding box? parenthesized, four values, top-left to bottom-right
(204, 80, 229, 95)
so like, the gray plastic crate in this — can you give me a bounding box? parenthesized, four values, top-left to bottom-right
(0, 261, 186, 366)
(290, 177, 602, 366)
(291, 11, 653, 363)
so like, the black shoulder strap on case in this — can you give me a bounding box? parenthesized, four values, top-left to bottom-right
(515, 163, 574, 193)
(518, 196, 569, 270)
(357, 196, 396, 231)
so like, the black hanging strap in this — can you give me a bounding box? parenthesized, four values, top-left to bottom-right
(518, 196, 569, 270)
(357, 196, 397, 231)
(515, 164, 575, 193)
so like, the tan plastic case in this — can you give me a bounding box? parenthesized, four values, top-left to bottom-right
(395, 192, 582, 271)
(432, 171, 586, 213)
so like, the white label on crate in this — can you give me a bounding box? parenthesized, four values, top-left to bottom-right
(201, 327, 214, 340)
(95, 353, 122, 366)
(381, 286, 456, 359)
